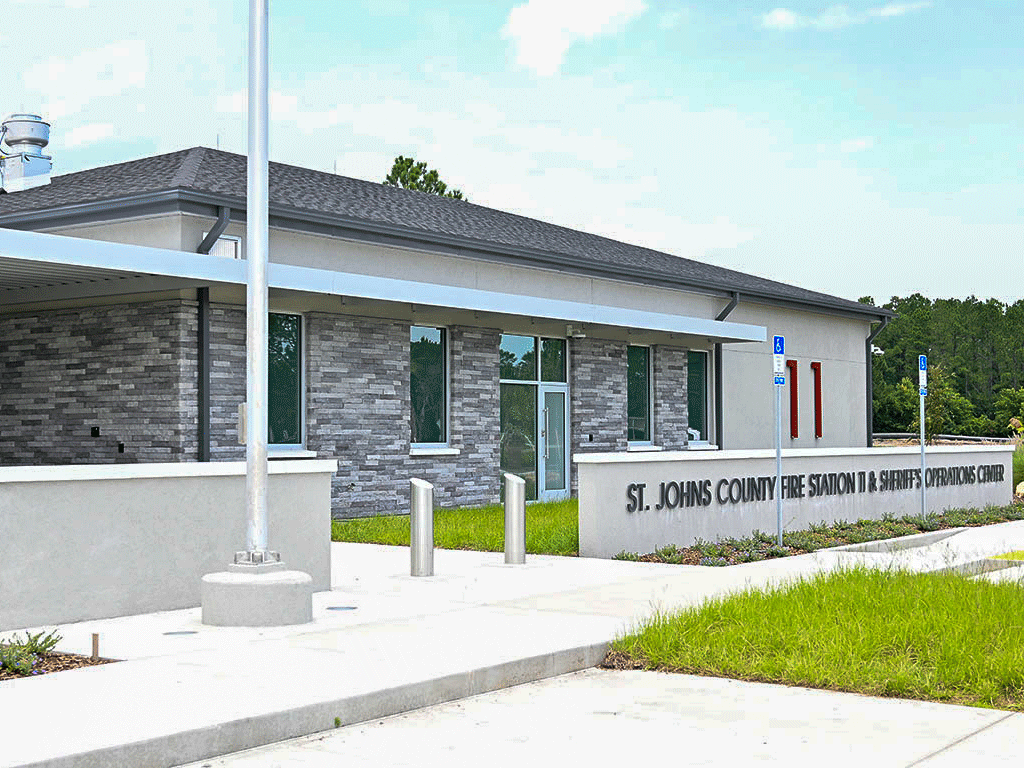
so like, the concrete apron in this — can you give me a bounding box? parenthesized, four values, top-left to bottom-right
(5, 525, 1024, 768)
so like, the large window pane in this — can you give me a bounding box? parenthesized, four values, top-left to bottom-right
(500, 383, 537, 500)
(411, 326, 446, 444)
(500, 334, 536, 381)
(688, 350, 708, 441)
(268, 313, 301, 445)
(540, 338, 566, 382)
(627, 345, 650, 442)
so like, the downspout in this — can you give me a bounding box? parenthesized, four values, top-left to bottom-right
(195, 206, 231, 461)
(714, 291, 739, 450)
(865, 316, 891, 448)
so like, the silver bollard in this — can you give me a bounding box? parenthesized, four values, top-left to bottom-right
(504, 473, 526, 564)
(410, 478, 434, 577)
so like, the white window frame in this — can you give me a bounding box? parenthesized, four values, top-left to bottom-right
(410, 325, 451, 452)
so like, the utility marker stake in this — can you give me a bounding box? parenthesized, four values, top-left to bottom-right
(91, 633, 99, 662)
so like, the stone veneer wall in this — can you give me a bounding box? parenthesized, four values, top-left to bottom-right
(208, 304, 246, 461)
(304, 313, 501, 518)
(0, 300, 198, 465)
(653, 344, 689, 450)
(569, 337, 628, 491)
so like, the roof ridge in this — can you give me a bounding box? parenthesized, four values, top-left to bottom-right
(170, 147, 206, 189)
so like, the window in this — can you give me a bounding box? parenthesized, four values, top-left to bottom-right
(206, 234, 241, 259)
(500, 334, 536, 381)
(410, 326, 447, 445)
(268, 313, 302, 445)
(540, 338, 566, 382)
(627, 346, 651, 442)
(687, 350, 708, 442)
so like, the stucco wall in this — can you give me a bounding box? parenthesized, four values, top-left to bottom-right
(721, 302, 870, 450)
(578, 446, 1015, 558)
(0, 460, 334, 630)
(0, 299, 198, 465)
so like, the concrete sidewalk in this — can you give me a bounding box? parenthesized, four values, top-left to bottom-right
(179, 669, 1024, 768)
(4, 521, 1024, 768)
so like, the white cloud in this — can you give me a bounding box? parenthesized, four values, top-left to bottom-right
(762, 8, 802, 29)
(763, 2, 930, 31)
(868, 2, 932, 18)
(840, 137, 875, 153)
(502, 0, 647, 77)
(63, 122, 114, 148)
(23, 41, 147, 119)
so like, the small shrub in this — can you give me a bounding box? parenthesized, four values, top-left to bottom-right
(0, 645, 38, 676)
(11, 630, 61, 656)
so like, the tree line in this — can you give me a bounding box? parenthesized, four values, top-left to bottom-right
(860, 294, 1024, 437)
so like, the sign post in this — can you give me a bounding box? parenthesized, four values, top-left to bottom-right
(773, 335, 785, 546)
(919, 354, 927, 517)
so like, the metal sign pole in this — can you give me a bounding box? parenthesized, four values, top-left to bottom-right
(242, 0, 275, 564)
(775, 381, 782, 546)
(773, 335, 785, 547)
(919, 354, 927, 518)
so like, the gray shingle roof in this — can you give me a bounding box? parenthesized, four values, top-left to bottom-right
(0, 147, 888, 318)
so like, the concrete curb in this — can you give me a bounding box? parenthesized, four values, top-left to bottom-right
(14, 642, 611, 768)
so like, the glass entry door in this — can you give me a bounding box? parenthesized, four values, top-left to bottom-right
(538, 386, 568, 501)
(499, 334, 569, 502)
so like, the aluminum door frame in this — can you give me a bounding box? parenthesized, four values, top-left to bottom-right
(537, 383, 570, 502)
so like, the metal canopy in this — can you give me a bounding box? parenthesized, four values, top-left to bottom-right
(0, 228, 766, 344)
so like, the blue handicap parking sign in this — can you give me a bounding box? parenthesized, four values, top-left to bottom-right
(919, 355, 927, 370)
(775, 375, 786, 386)
(774, 335, 785, 355)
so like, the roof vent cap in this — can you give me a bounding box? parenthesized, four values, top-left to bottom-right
(1, 113, 52, 193)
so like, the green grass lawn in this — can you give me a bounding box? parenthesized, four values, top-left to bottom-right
(993, 551, 1024, 561)
(608, 567, 1024, 710)
(332, 498, 579, 556)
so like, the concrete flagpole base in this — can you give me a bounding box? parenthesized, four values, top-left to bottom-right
(201, 561, 313, 626)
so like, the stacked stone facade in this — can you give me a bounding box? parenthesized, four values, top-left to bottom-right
(304, 315, 501, 518)
(208, 304, 247, 460)
(0, 300, 198, 464)
(653, 344, 690, 450)
(569, 337, 628, 490)
(1, 298, 693, 518)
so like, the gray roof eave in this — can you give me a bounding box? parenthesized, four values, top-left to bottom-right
(0, 188, 895, 322)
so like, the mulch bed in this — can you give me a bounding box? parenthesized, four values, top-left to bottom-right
(0, 652, 115, 681)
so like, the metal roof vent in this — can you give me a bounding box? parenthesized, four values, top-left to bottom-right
(1, 113, 52, 193)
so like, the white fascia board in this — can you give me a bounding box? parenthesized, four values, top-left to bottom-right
(0, 228, 765, 342)
(0, 227, 246, 284)
(268, 261, 766, 343)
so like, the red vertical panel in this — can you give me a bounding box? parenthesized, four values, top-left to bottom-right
(786, 359, 798, 439)
(811, 362, 823, 438)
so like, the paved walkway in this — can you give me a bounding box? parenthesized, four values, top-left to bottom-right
(3, 521, 1024, 768)
(179, 669, 1024, 768)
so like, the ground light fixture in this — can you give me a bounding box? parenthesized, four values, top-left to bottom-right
(200, 0, 313, 626)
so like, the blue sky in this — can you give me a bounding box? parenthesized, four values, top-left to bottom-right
(5, 0, 1022, 303)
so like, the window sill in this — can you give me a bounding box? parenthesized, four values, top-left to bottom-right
(626, 444, 664, 452)
(409, 446, 461, 457)
(687, 443, 719, 451)
(268, 448, 318, 459)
